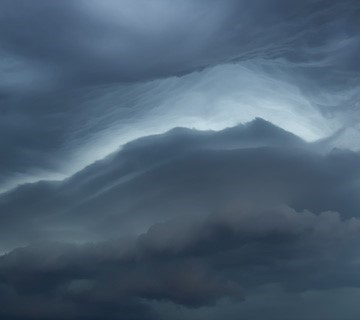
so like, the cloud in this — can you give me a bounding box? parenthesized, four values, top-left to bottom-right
(0, 0, 360, 191)
(0, 0, 232, 84)
(1, 0, 359, 85)
(1, 204, 360, 319)
(1, 2, 360, 317)
(1, 119, 360, 249)
(153, 285, 360, 320)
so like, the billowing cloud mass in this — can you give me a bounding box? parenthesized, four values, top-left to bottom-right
(1, 0, 360, 190)
(1, 1, 360, 319)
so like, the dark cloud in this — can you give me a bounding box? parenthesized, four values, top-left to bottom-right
(1, 204, 360, 319)
(1, 120, 360, 318)
(2, 1, 360, 318)
(0, 0, 231, 84)
(0, 0, 360, 189)
(1, 119, 360, 250)
(1, 0, 359, 84)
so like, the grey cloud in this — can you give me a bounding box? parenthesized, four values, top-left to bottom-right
(2, 2, 360, 318)
(1, 0, 359, 84)
(0, 0, 233, 84)
(153, 286, 360, 320)
(0, 205, 360, 319)
(1, 119, 360, 250)
(1, 0, 360, 189)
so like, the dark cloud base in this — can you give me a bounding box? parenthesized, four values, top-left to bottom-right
(1, 1, 360, 318)
(1, 119, 360, 319)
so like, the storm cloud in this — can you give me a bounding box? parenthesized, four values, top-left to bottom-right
(1, 1, 360, 319)
(2, 119, 360, 318)
(1, 0, 360, 190)
(1, 201, 360, 319)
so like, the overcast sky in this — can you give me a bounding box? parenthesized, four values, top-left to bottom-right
(1, 1, 360, 319)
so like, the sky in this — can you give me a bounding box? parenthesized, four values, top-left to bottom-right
(1, 0, 360, 319)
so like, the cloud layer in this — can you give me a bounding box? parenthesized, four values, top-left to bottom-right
(2, 119, 360, 249)
(1, 120, 360, 318)
(1, 0, 360, 190)
(1, 205, 360, 319)
(2, 1, 360, 319)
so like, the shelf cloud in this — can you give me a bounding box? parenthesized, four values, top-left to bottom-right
(1, 1, 360, 319)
